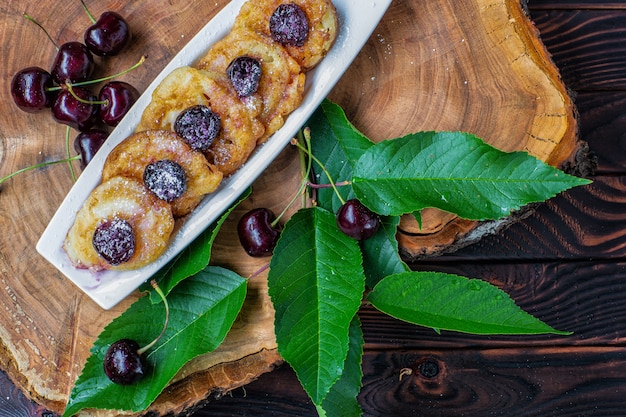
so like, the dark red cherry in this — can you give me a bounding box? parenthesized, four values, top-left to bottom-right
(143, 159, 187, 203)
(11, 67, 56, 112)
(269, 3, 309, 47)
(237, 208, 281, 257)
(50, 41, 94, 84)
(93, 217, 136, 265)
(336, 199, 380, 240)
(174, 105, 221, 152)
(99, 81, 139, 126)
(85, 11, 132, 57)
(74, 129, 109, 169)
(51, 86, 99, 131)
(226, 56, 262, 97)
(103, 339, 145, 385)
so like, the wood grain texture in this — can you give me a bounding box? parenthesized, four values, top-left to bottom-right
(0, 0, 589, 416)
(528, 1, 626, 10)
(529, 10, 626, 90)
(195, 347, 626, 417)
(576, 91, 626, 173)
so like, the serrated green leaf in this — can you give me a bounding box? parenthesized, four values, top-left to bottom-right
(352, 131, 591, 220)
(368, 271, 570, 335)
(361, 215, 409, 288)
(63, 267, 247, 417)
(307, 99, 374, 212)
(142, 188, 251, 301)
(268, 207, 365, 404)
(318, 315, 364, 417)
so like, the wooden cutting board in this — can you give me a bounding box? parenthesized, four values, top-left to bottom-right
(0, 0, 586, 415)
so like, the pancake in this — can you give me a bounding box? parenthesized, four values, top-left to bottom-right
(102, 130, 223, 217)
(137, 66, 265, 176)
(64, 176, 175, 271)
(197, 28, 305, 143)
(233, 0, 338, 70)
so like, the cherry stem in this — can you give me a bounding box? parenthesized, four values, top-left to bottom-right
(23, 13, 59, 51)
(291, 128, 347, 205)
(64, 82, 107, 105)
(47, 55, 147, 92)
(248, 263, 270, 280)
(65, 126, 77, 182)
(80, 0, 97, 24)
(270, 129, 314, 227)
(138, 280, 170, 355)
(299, 129, 313, 208)
(0, 155, 81, 185)
(307, 180, 351, 189)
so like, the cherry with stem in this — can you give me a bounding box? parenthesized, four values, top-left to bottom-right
(23, 13, 94, 84)
(81, 0, 132, 57)
(237, 129, 315, 257)
(287, 128, 381, 241)
(49, 56, 145, 130)
(104, 280, 170, 385)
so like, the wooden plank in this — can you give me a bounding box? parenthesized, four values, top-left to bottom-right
(576, 91, 626, 174)
(527, 1, 626, 10)
(529, 10, 626, 90)
(0, 370, 53, 417)
(194, 347, 626, 417)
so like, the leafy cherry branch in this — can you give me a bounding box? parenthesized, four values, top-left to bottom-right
(63, 99, 590, 417)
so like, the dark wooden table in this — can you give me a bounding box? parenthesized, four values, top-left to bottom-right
(4, 0, 626, 415)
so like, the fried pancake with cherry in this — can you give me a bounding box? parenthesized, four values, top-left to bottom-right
(137, 66, 265, 176)
(102, 130, 223, 217)
(64, 176, 174, 271)
(233, 0, 338, 70)
(197, 28, 305, 143)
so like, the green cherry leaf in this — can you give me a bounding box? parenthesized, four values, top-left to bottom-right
(352, 131, 591, 220)
(268, 207, 365, 405)
(317, 315, 364, 417)
(143, 188, 251, 301)
(361, 215, 409, 289)
(367, 271, 571, 335)
(63, 267, 247, 417)
(307, 99, 374, 212)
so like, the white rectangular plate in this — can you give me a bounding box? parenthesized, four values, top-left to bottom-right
(37, 0, 392, 309)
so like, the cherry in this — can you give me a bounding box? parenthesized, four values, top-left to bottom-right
(74, 129, 109, 169)
(226, 56, 262, 97)
(103, 339, 145, 385)
(143, 159, 187, 203)
(99, 81, 139, 126)
(238, 208, 281, 257)
(93, 217, 136, 265)
(269, 3, 309, 47)
(10, 67, 56, 113)
(336, 199, 380, 240)
(174, 105, 221, 152)
(84, 10, 132, 57)
(51, 85, 99, 131)
(50, 41, 95, 84)
(103, 280, 169, 385)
